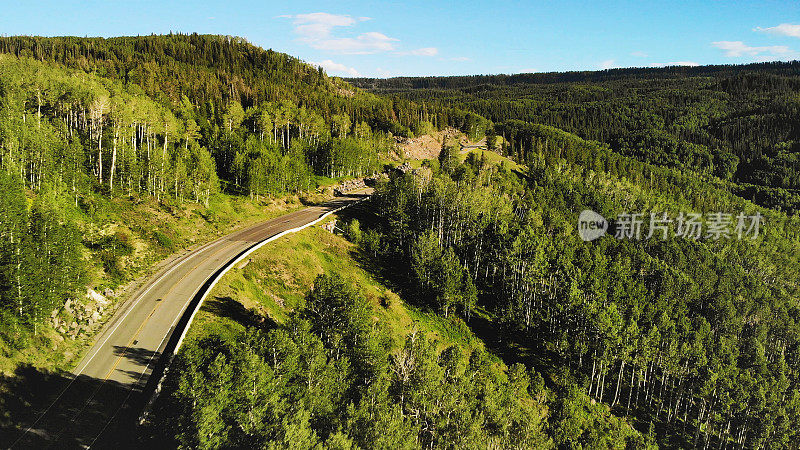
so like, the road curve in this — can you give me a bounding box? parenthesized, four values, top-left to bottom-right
(9, 191, 371, 449)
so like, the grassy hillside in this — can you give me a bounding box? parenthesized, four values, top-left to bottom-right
(147, 208, 649, 448)
(0, 188, 319, 374)
(186, 221, 484, 355)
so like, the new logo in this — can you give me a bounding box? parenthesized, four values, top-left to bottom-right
(578, 209, 608, 241)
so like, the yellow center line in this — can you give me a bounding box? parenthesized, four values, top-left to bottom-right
(47, 238, 244, 444)
(101, 238, 241, 381)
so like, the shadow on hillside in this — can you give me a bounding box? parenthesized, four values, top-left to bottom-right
(350, 250, 411, 297)
(338, 198, 563, 376)
(202, 296, 277, 331)
(0, 364, 143, 448)
(333, 201, 413, 299)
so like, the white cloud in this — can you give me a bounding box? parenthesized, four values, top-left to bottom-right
(450, 56, 471, 62)
(313, 32, 398, 54)
(599, 59, 617, 70)
(415, 47, 438, 56)
(754, 23, 800, 38)
(284, 13, 397, 54)
(518, 68, 538, 73)
(310, 59, 361, 77)
(283, 12, 443, 57)
(649, 61, 700, 67)
(375, 67, 392, 77)
(397, 47, 438, 56)
(630, 51, 648, 57)
(712, 40, 794, 58)
(291, 13, 360, 39)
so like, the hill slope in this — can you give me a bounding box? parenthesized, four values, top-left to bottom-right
(351, 62, 800, 212)
(0, 34, 484, 375)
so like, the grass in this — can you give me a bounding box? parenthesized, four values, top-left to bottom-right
(460, 148, 523, 171)
(0, 190, 318, 375)
(186, 222, 489, 353)
(383, 147, 521, 174)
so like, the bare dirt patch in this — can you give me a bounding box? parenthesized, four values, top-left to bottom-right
(394, 128, 480, 160)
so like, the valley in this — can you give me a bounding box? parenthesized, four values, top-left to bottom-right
(0, 29, 799, 449)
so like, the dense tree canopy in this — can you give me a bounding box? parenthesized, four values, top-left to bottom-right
(4, 33, 800, 449)
(363, 136, 800, 448)
(152, 275, 558, 449)
(353, 62, 800, 213)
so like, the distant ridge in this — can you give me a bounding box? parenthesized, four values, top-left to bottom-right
(348, 59, 800, 90)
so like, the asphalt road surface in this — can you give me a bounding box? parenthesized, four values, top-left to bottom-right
(8, 190, 371, 449)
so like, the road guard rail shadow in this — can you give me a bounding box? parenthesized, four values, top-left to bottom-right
(137, 194, 372, 432)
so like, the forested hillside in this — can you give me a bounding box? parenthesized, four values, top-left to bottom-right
(345, 65, 800, 448)
(0, 34, 491, 140)
(0, 34, 495, 373)
(351, 63, 800, 213)
(149, 126, 800, 447)
(4, 32, 800, 449)
(316, 111, 799, 449)
(145, 215, 647, 449)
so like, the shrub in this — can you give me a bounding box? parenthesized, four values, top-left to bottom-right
(153, 230, 174, 249)
(345, 219, 362, 244)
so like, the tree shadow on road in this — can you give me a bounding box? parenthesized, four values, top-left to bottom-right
(0, 364, 142, 448)
(112, 345, 161, 368)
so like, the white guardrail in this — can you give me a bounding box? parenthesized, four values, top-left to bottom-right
(140, 194, 370, 423)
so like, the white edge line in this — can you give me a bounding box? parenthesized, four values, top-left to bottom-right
(171, 197, 367, 354)
(12, 230, 246, 447)
(87, 294, 185, 448)
(73, 238, 222, 376)
(10, 240, 228, 447)
(15, 197, 368, 446)
(138, 196, 368, 421)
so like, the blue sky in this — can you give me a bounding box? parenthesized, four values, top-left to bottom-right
(2, 0, 800, 77)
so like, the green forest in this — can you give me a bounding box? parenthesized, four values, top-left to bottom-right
(0, 34, 489, 338)
(346, 66, 800, 448)
(2, 33, 800, 449)
(350, 64, 800, 213)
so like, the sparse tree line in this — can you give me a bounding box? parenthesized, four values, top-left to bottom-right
(357, 64, 800, 214)
(150, 274, 650, 449)
(216, 99, 388, 198)
(0, 56, 218, 206)
(0, 57, 386, 206)
(0, 171, 83, 336)
(362, 131, 800, 448)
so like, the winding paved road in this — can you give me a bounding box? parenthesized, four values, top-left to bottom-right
(9, 190, 371, 449)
